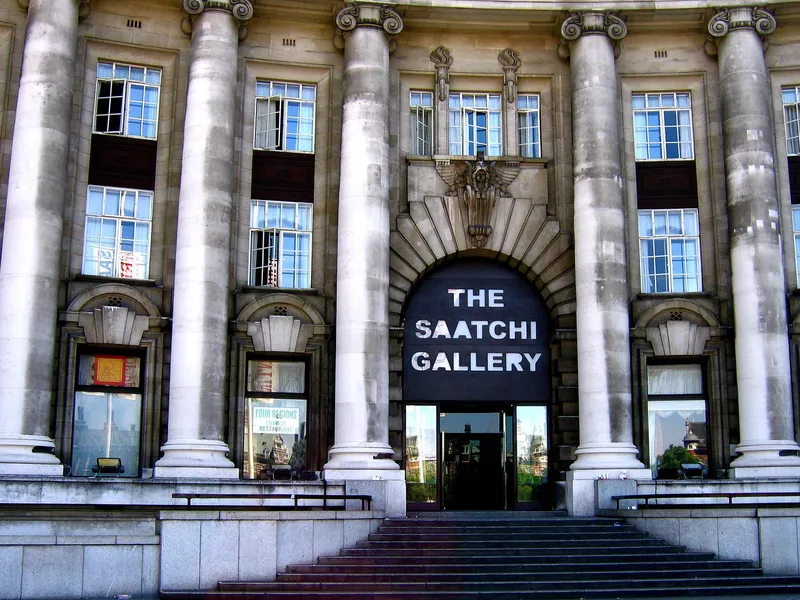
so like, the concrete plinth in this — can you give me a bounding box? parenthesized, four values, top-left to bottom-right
(323, 470, 407, 517)
(567, 468, 651, 516)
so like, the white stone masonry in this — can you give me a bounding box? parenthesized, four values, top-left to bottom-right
(708, 6, 800, 475)
(0, 0, 79, 475)
(324, 3, 402, 472)
(154, 0, 252, 478)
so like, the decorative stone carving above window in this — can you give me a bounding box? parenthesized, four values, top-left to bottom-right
(78, 306, 149, 346)
(430, 46, 453, 103)
(646, 321, 710, 356)
(435, 151, 520, 247)
(247, 315, 311, 353)
(498, 48, 521, 104)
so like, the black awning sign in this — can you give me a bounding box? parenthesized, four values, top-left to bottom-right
(403, 262, 550, 403)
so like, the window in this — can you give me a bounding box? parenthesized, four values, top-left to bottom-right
(249, 200, 312, 288)
(82, 186, 153, 279)
(410, 91, 433, 156)
(784, 86, 800, 156)
(71, 352, 143, 477)
(639, 208, 701, 293)
(94, 61, 161, 139)
(449, 93, 502, 156)
(254, 81, 315, 152)
(646, 364, 707, 479)
(243, 359, 308, 479)
(633, 92, 693, 160)
(517, 94, 540, 158)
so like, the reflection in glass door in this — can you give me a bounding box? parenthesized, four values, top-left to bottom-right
(405, 406, 438, 506)
(515, 406, 548, 508)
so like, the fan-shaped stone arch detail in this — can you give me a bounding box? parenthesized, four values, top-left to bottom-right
(389, 195, 574, 325)
(67, 283, 161, 318)
(236, 293, 325, 325)
(635, 299, 720, 329)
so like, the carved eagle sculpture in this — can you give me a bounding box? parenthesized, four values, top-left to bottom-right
(435, 151, 520, 247)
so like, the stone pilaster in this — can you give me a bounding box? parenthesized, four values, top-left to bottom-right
(560, 13, 647, 512)
(429, 46, 453, 155)
(153, 0, 253, 478)
(323, 2, 402, 473)
(0, 0, 79, 475)
(708, 7, 800, 475)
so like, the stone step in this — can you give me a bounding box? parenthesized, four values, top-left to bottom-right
(284, 559, 757, 575)
(358, 537, 663, 549)
(271, 566, 765, 583)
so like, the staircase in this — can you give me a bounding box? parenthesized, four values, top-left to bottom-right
(163, 511, 800, 599)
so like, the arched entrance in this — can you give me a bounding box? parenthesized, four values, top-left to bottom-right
(402, 259, 552, 510)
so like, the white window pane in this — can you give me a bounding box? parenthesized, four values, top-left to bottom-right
(267, 203, 280, 228)
(639, 212, 652, 237)
(97, 62, 113, 78)
(647, 364, 703, 395)
(87, 188, 103, 215)
(129, 67, 145, 82)
(105, 190, 121, 215)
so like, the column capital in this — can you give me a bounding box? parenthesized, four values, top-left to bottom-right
(335, 3, 403, 36)
(708, 6, 776, 38)
(182, 0, 253, 39)
(18, 0, 91, 20)
(560, 11, 627, 42)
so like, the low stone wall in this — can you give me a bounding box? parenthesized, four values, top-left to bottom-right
(0, 477, 387, 599)
(597, 478, 800, 574)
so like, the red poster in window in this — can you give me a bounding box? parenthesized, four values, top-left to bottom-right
(94, 355, 126, 386)
(119, 251, 134, 278)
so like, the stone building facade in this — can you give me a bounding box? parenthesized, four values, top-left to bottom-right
(2, 0, 800, 594)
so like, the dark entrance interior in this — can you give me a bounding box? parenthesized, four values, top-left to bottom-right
(442, 432, 504, 510)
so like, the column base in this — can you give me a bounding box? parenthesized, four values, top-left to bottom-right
(570, 442, 646, 471)
(567, 468, 652, 516)
(728, 440, 800, 478)
(0, 434, 63, 475)
(322, 469, 406, 517)
(154, 439, 238, 479)
(323, 442, 400, 471)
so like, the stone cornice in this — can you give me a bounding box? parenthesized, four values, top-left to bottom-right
(561, 11, 627, 42)
(708, 6, 777, 38)
(335, 3, 404, 35)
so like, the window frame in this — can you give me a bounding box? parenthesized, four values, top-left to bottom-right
(82, 185, 154, 280)
(242, 356, 310, 479)
(70, 347, 146, 478)
(248, 200, 313, 289)
(633, 92, 694, 161)
(93, 61, 161, 140)
(448, 92, 502, 156)
(784, 86, 800, 157)
(254, 81, 316, 153)
(644, 362, 708, 479)
(517, 94, 541, 159)
(638, 208, 702, 294)
(410, 90, 434, 156)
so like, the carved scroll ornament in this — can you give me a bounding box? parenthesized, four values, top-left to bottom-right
(435, 152, 520, 247)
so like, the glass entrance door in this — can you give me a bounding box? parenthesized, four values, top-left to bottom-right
(404, 405, 549, 510)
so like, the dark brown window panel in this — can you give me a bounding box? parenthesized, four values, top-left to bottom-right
(88, 134, 157, 191)
(789, 155, 800, 205)
(635, 160, 698, 209)
(252, 150, 314, 202)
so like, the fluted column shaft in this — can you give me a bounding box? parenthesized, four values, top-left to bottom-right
(0, 0, 79, 475)
(155, 1, 251, 477)
(324, 3, 401, 471)
(562, 13, 645, 472)
(709, 7, 800, 473)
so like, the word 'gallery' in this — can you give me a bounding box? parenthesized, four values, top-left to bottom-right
(1, 0, 800, 517)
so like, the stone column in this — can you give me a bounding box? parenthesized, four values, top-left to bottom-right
(154, 0, 252, 478)
(324, 3, 402, 474)
(708, 7, 800, 475)
(560, 12, 648, 513)
(0, 0, 80, 475)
